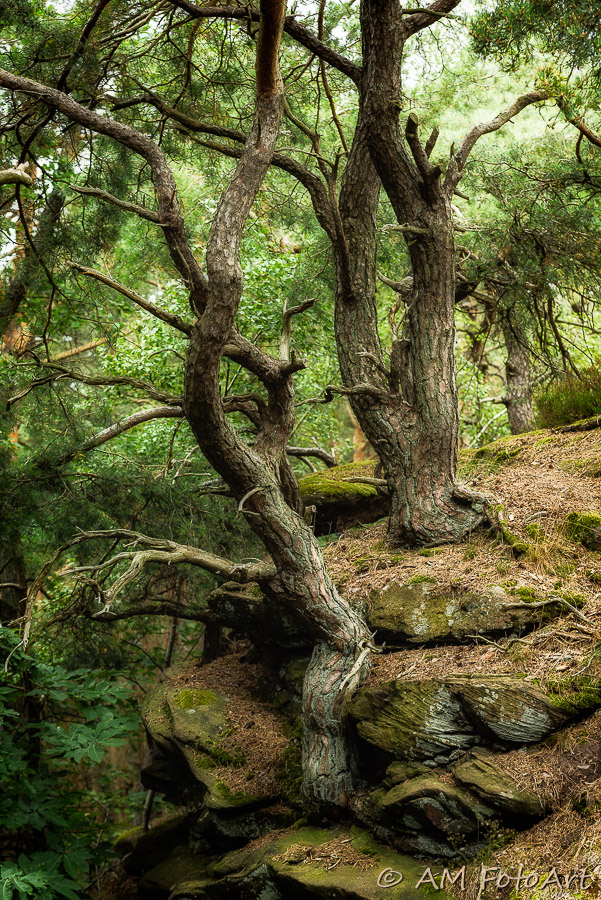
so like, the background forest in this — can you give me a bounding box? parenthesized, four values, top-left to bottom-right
(2, 0, 601, 897)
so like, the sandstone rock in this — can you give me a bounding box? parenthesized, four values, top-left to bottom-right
(350, 676, 570, 765)
(368, 581, 561, 644)
(453, 749, 544, 817)
(374, 775, 493, 837)
(299, 461, 390, 535)
(141, 685, 269, 809)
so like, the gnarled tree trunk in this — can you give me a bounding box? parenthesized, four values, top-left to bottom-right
(183, 0, 371, 811)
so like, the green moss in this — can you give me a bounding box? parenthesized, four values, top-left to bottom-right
(299, 461, 378, 501)
(494, 447, 521, 464)
(586, 570, 601, 585)
(174, 689, 219, 710)
(515, 586, 537, 602)
(497, 524, 530, 557)
(526, 522, 545, 541)
(564, 512, 601, 550)
(276, 744, 303, 806)
(561, 457, 601, 478)
(407, 574, 438, 585)
(546, 676, 601, 715)
(535, 436, 555, 448)
(557, 591, 586, 608)
(419, 547, 445, 557)
(213, 779, 257, 806)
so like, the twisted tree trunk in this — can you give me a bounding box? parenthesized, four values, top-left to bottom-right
(183, 0, 371, 811)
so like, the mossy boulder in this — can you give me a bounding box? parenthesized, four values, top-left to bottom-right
(142, 825, 448, 898)
(564, 511, 601, 551)
(350, 677, 570, 765)
(368, 581, 559, 644)
(299, 461, 390, 534)
(116, 813, 193, 875)
(205, 825, 447, 899)
(141, 685, 267, 809)
(453, 749, 544, 817)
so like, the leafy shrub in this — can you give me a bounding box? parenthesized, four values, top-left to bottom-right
(535, 362, 601, 428)
(0, 628, 138, 899)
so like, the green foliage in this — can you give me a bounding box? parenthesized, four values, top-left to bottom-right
(0, 628, 138, 899)
(472, 1, 601, 75)
(535, 363, 601, 428)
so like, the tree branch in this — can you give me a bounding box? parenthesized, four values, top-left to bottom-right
(8, 363, 180, 408)
(59, 405, 185, 465)
(279, 297, 316, 362)
(69, 183, 161, 222)
(286, 445, 336, 467)
(446, 90, 550, 191)
(402, 0, 462, 37)
(556, 96, 601, 149)
(167, 1, 361, 84)
(0, 165, 33, 186)
(71, 264, 192, 335)
(0, 68, 208, 311)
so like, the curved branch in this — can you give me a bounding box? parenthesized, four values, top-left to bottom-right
(8, 363, 180, 408)
(0, 67, 208, 310)
(0, 165, 33, 186)
(59, 405, 185, 465)
(445, 90, 550, 191)
(402, 0, 462, 37)
(287, 445, 336, 467)
(167, 1, 361, 84)
(69, 183, 161, 222)
(71, 264, 192, 334)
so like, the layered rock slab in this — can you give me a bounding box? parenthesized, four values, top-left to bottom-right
(137, 825, 448, 899)
(350, 676, 570, 765)
(368, 581, 561, 644)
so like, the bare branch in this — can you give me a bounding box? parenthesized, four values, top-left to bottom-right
(405, 113, 440, 186)
(279, 297, 316, 362)
(445, 90, 550, 191)
(0, 165, 33, 186)
(20, 528, 276, 646)
(71, 264, 192, 335)
(286, 445, 336, 467)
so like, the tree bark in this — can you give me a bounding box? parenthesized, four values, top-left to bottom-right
(501, 309, 535, 434)
(331, 0, 487, 547)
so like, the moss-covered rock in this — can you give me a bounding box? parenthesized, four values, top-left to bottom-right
(453, 748, 544, 817)
(299, 461, 390, 534)
(564, 511, 601, 551)
(204, 825, 448, 899)
(116, 813, 193, 875)
(141, 685, 269, 809)
(367, 581, 559, 644)
(350, 677, 570, 765)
